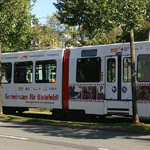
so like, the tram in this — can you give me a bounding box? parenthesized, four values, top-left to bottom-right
(2, 41, 150, 118)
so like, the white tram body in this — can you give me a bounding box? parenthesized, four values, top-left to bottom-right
(2, 41, 150, 118)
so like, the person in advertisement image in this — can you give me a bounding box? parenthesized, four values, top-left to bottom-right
(136, 86, 150, 101)
(69, 86, 81, 99)
(69, 85, 105, 100)
(82, 86, 96, 99)
(97, 86, 105, 100)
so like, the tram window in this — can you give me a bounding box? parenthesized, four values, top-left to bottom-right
(14, 62, 33, 83)
(81, 49, 97, 57)
(138, 54, 150, 82)
(123, 57, 131, 82)
(2, 63, 12, 84)
(76, 57, 101, 82)
(35, 60, 56, 83)
(107, 58, 116, 82)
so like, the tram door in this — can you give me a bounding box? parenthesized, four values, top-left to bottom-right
(105, 55, 132, 100)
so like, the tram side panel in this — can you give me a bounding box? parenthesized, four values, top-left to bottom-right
(67, 42, 150, 118)
(68, 47, 105, 115)
(2, 50, 63, 111)
(135, 42, 150, 118)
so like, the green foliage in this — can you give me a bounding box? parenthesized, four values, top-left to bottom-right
(31, 14, 66, 49)
(54, 0, 91, 45)
(54, 0, 118, 45)
(54, 0, 150, 45)
(0, 0, 36, 52)
(112, 0, 150, 29)
(116, 20, 150, 43)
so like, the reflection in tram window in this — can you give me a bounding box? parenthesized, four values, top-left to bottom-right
(107, 58, 116, 82)
(14, 62, 33, 83)
(2, 63, 12, 84)
(35, 60, 56, 83)
(76, 57, 101, 82)
(138, 54, 150, 82)
(123, 57, 131, 82)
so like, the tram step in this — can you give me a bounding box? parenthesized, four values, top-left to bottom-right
(107, 108, 129, 115)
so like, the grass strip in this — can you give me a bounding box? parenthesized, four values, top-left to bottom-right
(0, 114, 150, 132)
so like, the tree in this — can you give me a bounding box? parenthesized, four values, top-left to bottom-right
(118, 20, 150, 42)
(46, 13, 66, 48)
(0, 0, 36, 52)
(54, 0, 122, 46)
(54, 0, 95, 45)
(91, 26, 122, 45)
(0, 43, 2, 114)
(31, 14, 66, 49)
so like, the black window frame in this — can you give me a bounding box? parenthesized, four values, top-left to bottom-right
(137, 54, 150, 82)
(14, 61, 33, 84)
(107, 58, 116, 83)
(123, 57, 131, 83)
(1, 63, 12, 84)
(76, 57, 101, 83)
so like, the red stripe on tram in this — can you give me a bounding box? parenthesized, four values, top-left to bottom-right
(62, 49, 70, 109)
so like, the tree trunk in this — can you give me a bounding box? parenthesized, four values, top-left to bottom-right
(130, 28, 139, 124)
(78, 24, 85, 46)
(0, 43, 2, 114)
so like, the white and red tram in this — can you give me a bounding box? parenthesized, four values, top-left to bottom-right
(2, 41, 150, 118)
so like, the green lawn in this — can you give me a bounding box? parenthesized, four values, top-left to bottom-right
(0, 114, 150, 132)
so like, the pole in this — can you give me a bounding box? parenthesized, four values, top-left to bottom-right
(130, 28, 139, 124)
(0, 43, 2, 114)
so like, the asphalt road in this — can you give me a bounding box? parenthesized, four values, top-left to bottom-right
(0, 121, 150, 150)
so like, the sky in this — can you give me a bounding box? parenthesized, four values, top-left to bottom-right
(31, 0, 57, 24)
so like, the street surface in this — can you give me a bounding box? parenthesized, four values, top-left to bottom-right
(0, 121, 149, 150)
